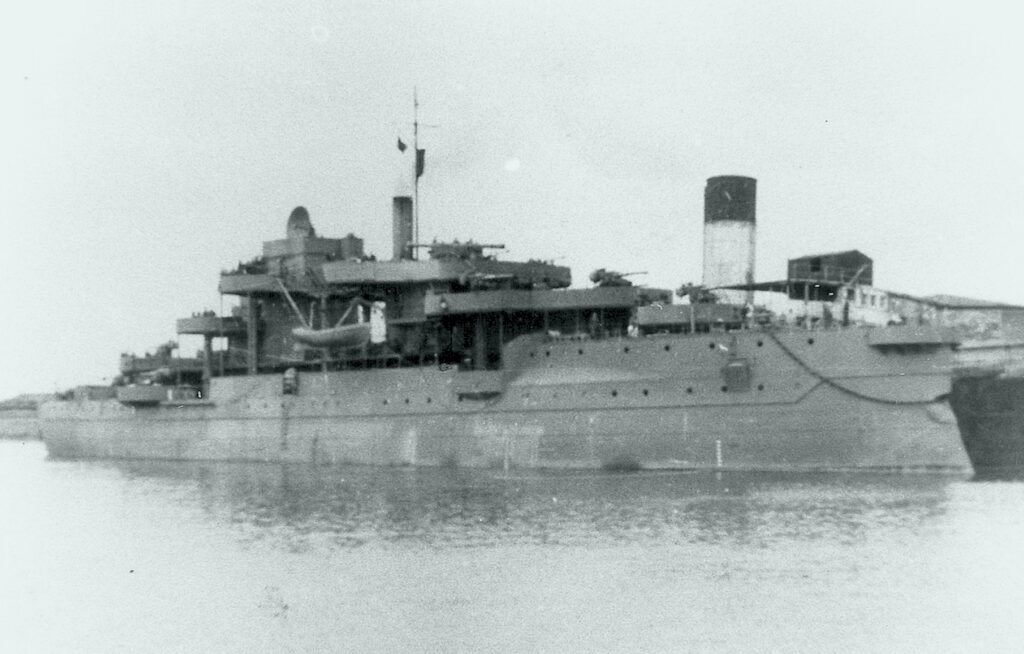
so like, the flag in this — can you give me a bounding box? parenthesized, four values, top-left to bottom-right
(397, 138, 407, 152)
(416, 148, 425, 178)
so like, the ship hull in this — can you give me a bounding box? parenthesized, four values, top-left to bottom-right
(949, 372, 1024, 472)
(41, 331, 970, 471)
(40, 386, 963, 471)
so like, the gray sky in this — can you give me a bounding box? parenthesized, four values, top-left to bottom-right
(2, 0, 1023, 398)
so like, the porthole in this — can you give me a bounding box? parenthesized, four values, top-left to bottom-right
(529, 352, 535, 358)
(756, 340, 764, 347)
(382, 399, 389, 405)
(686, 387, 693, 394)
(757, 384, 765, 391)
(623, 346, 630, 353)
(709, 342, 716, 350)
(642, 389, 649, 396)
(426, 397, 432, 404)
(545, 351, 551, 357)
(611, 390, 618, 397)
(807, 338, 815, 345)
(404, 398, 410, 404)
(578, 348, 584, 355)
(664, 345, 671, 352)
(721, 385, 728, 393)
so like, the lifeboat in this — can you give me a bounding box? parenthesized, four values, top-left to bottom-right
(291, 322, 371, 348)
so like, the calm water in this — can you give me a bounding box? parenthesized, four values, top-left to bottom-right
(2, 440, 1023, 653)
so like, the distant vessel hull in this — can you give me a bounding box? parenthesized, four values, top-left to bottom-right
(41, 330, 969, 471)
(949, 369, 1024, 472)
(0, 409, 40, 440)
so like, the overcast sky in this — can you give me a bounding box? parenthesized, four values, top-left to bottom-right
(2, 1, 1023, 398)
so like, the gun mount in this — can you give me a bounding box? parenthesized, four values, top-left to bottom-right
(590, 269, 647, 287)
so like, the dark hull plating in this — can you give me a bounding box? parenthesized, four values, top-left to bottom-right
(950, 371, 1024, 472)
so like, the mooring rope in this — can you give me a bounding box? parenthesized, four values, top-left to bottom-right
(767, 330, 945, 407)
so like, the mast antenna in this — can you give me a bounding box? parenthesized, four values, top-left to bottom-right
(410, 87, 439, 261)
(413, 87, 419, 258)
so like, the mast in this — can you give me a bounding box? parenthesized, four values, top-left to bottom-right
(409, 88, 437, 259)
(413, 87, 420, 260)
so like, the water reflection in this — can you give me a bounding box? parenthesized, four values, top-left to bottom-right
(107, 460, 966, 550)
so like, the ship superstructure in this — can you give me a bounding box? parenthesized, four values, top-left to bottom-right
(41, 175, 991, 471)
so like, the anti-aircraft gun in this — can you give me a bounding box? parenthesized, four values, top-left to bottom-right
(416, 240, 505, 262)
(590, 269, 647, 288)
(676, 282, 721, 304)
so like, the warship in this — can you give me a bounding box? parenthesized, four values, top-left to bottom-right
(41, 175, 976, 471)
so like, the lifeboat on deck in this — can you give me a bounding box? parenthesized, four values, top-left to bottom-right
(291, 322, 371, 348)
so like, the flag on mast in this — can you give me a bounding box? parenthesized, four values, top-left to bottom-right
(397, 138, 407, 152)
(416, 149, 425, 178)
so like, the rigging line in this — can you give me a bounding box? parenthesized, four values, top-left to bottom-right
(331, 296, 368, 328)
(766, 330, 942, 407)
(273, 276, 310, 329)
